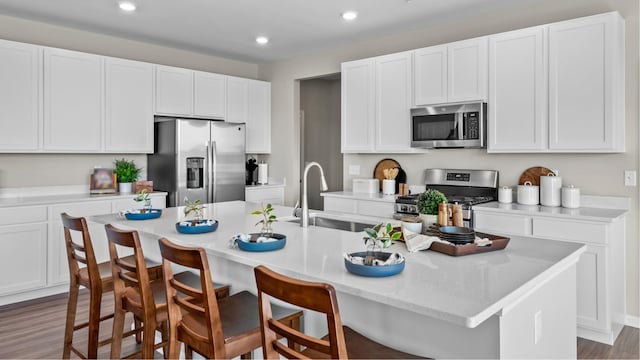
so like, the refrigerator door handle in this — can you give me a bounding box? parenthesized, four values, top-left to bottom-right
(207, 141, 213, 202)
(211, 140, 217, 203)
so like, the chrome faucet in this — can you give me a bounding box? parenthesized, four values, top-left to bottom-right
(301, 162, 328, 227)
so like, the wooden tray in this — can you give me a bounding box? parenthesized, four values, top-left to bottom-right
(393, 226, 510, 257)
(518, 166, 555, 185)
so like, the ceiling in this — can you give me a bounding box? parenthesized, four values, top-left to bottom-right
(0, 0, 525, 63)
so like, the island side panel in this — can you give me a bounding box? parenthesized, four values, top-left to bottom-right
(499, 265, 577, 359)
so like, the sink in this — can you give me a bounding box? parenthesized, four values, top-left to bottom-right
(284, 215, 376, 232)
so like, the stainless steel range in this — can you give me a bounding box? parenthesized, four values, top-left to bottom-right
(394, 169, 499, 227)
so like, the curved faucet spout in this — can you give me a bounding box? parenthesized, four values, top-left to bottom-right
(301, 162, 328, 227)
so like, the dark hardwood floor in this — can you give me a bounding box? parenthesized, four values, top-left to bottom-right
(0, 290, 638, 359)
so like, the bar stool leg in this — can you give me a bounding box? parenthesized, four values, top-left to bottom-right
(86, 288, 102, 359)
(141, 317, 157, 359)
(62, 284, 79, 359)
(110, 307, 126, 359)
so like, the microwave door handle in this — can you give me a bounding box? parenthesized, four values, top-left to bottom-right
(455, 113, 463, 140)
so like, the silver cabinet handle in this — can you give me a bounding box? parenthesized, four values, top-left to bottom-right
(207, 141, 213, 202)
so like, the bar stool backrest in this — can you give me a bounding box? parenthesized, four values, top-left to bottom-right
(60, 212, 100, 288)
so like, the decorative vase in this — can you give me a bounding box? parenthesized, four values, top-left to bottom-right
(118, 182, 133, 194)
(418, 214, 438, 229)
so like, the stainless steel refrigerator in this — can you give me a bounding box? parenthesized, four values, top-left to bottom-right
(148, 118, 246, 207)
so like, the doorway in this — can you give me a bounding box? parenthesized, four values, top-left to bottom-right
(299, 74, 343, 211)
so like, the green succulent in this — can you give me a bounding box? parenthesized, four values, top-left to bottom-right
(417, 189, 448, 215)
(114, 158, 141, 183)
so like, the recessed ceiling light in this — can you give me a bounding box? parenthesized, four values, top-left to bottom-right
(256, 36, 269, 45)
(341, 11, 358, 21)
(118, 2, 136, 12)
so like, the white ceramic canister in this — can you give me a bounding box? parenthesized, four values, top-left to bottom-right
(561, 184, 581, 208)
(517, 181, 539, 205)
(498, 186, 513, 203)
(382, 179, 396, 195)
(540, 173, 562, 207)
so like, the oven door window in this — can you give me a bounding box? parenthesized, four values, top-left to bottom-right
(412, 113, 459, 141)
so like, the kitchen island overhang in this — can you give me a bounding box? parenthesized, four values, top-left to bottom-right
(91, 201, 585, 359)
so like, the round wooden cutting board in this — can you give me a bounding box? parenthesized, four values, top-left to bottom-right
(518, 166, 556, 185)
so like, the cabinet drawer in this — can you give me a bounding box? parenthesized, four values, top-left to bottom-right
(49, 201, 112, 219)
(474, 212, 532, 236)
(357, 200, 394, 218)
(324, 197, 357, 214)
(245, 188, 284, 204)
(0, 205, 47, 225)
(533, 218, 608, 245)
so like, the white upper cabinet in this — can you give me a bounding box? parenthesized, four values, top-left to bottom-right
(488, 26, 547, 152)
(246, 80, 271, 154)
(0, 40, 41, 152)
(375, 51, 413, 152)
(341, 58, 375, 152)
(155, 65, 193, 116)
(194, 71, 226, 119)
(342, 52, 416, 153)
(227, 76, 272, 153)
(43, 48, 103, 152)
(105, 57, 154, 153)
(548, 12, 624, 152)
(413, 37, 487, 106)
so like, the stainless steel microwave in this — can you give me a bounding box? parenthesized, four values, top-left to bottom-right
(411, 101, 486, 149)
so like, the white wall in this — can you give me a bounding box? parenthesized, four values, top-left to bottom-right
(258, 0, 640, 318)
(0, 13, 259, 188)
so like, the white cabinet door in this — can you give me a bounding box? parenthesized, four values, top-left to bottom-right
(245, 187, 283, 206)
(341, 59, 375, 153)
(226, 76, 249, 123)
(0, 40, 41, 152)
(246, 80, 271, 154)
(155, 65, 193, 116)
(194, 71, 226, 119)
(0, 223, 47, 296)
(48, 201, 112, 286)
(43, 48, 103, 152)
(413, 45, 447, 106)
(105, 58, 153, 153)
(447, 37, 488, 103)
(488, 27, 547, 152)
(576, 244, 608, 332)
(375, 51, 413, 152)
(548, 12, 624, 152)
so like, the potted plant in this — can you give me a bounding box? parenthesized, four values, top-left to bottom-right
(183, 197, 204, 225)
(114, 158, 141, 194)
(417, 189, 447, 228)
(251, 203, 277, 235)
(361, 223, 402, 265)
(133, 189, 152, 213)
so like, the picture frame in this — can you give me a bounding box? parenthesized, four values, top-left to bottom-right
(90, 168, 117, 194)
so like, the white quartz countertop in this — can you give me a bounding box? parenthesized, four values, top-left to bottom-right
(0, 190, 168, 208)
(474, 201, 627, 222)
(321, 191, 397, 203)
(90, 201, 585, 329)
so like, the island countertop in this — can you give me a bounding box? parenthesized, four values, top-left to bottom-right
(90, 200, 585, 329)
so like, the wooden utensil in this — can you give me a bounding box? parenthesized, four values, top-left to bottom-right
(518, 166, 556, 186)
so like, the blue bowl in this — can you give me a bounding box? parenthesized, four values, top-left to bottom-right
(237, 233, 286, 252)
(344, 251, 405, 277)
(124, 209, 162, 220)
(175, 220, 219, 234)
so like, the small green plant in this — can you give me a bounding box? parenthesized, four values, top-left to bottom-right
(363, 223, 402, 250)
(114, 158, 141, 183)
(133, 189, 152, 212)
(183, 197, 204, 222)
(251, 203, 277, 234)
(417, 189, 448, 215)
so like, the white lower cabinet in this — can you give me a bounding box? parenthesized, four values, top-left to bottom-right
(323, 197, 394, 219)
(474, 209, 625, 344)
(245, 186, 284, 206)
(0, 223, 47, 296)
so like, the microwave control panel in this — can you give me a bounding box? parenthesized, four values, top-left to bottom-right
(464, 112, 480, 139)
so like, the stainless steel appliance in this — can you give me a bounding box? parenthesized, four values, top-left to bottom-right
(411, 101, 486, 149)
(394, 169, 499, 228)
(148, 117, 246, 207)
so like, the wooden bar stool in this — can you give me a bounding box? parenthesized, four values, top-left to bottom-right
(106, 224, 230, 359)
(254, 265, 426, 359)
(61, 212, 162, 359)
(158, 237, 304, 359)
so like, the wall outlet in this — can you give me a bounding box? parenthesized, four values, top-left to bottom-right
(624, 170, 637, 186)
(349, 165, 360, 176)
(534, 310, 542, 344)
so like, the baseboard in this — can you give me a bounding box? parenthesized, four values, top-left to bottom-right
(625, 315, 640, 329)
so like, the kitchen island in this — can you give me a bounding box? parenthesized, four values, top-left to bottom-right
(91, 201, 585, 359)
